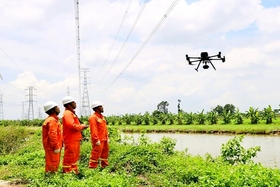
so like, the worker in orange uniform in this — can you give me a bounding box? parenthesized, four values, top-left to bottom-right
(42, 101, 62, 173)
(61, 96, 89, 174)
(88, 101, 109, 169)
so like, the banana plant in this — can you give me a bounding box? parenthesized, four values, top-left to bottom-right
(196, 110, 206, 125)
(221, 110, 232, 124)
(262, 105, 276, 124)
(206, 111, 218, 125)
(182, 112, 196, 125)
(246, 107, 259, 124)
(234, 108, 243, 124)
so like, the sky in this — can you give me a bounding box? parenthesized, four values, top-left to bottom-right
(0, 0, 280, 120)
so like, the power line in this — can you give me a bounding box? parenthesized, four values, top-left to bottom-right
(0, 47, 35, 83)
(100, 0, 181, 91)
(97, 0, 149, 83)
(94, 0, 133, 77)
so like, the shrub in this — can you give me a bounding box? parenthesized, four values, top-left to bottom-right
(220, 135, 261, 165)
(0, 126, 29, 155)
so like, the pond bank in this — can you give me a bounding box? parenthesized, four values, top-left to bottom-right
(111, 124, 280, 135)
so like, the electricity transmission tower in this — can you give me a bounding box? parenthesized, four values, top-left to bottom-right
(74, 0, 92, 116)
(75, 0, 82, 113)
(80, 68, 91, 117)
(37, 107, 43, 119)
(0, 92, 4, 120)
(26, 86, 36, 120)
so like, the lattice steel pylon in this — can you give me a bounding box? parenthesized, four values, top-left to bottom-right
(80, 68, 91, 117)
(0, 92, 4, 120)
(26, 86, 36, 120)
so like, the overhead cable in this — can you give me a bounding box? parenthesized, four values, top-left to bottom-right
(94, 0, 133, 77)
(100, 0, 181, 91)
(0, 47, 35, 84)
(97, 0, 149, 83)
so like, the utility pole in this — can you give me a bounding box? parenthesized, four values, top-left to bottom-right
(0, 92, 4, 120)
(80, 68, 91, 117)
(25, 86, 36, 120)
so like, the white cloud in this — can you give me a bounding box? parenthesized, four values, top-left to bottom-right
(0, 0, 280, 119)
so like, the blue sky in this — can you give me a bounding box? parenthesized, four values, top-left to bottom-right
(0, 0, 280, 119)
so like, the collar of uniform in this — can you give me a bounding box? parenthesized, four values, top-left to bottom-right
(49, 114, 59, 120)
(94, 112, 103, 118)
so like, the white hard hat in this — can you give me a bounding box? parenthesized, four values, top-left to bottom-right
(62, 96, 75, 105)
(44, 101, 57, 112)
(91, 101, 102, 109)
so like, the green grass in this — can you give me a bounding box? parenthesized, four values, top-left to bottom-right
(1, 126, 280, 186)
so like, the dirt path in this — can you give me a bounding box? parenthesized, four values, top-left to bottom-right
(0, 180, 21, 187)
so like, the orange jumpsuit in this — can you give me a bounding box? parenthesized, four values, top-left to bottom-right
(42, 114, 62, 173)
(88, 112, 109, 168)
(62, 109, 85, 174)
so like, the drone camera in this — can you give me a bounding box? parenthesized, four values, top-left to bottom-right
(203, 64, 209, 69)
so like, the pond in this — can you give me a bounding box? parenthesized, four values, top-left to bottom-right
(124, 133, 280, 169)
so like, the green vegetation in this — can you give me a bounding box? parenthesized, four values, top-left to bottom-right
(111, 124, 280, 135)
(1, 126, 280, 186)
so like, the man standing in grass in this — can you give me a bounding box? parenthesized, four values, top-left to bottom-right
(42, 101, 62, 173)
(61, 96, 89, 174)
(88, 101, 109, 169)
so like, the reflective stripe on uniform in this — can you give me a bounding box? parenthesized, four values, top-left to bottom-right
(90, 159, 98, 162)
(62, 165, 71, 168)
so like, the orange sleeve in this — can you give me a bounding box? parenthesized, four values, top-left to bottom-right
(48, 119, 60, 150)
(89, 115, 99, 142)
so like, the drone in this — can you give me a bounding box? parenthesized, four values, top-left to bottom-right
(186, 52, 225, 72)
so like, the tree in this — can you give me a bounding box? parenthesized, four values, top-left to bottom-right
(224, 104, 236, 114)
(212, 105, 224, 115)
(157, 101, 169, 114)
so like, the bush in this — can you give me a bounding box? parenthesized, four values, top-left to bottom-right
(220, 135, 261, 165)
(0, 126, 30, 155)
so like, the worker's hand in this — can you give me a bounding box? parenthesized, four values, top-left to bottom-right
(96, 140, 101, 146)
(54, 149, 60, 154)
(107, 138, 110, 143)
(82, 125, 89, 129)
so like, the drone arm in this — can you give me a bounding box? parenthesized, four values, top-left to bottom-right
(209, 60, 216, 70)
(208, 54, 219, 58)
(195, 60, 202, 72)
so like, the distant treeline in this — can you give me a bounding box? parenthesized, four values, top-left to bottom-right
(1, 105, 279, 126)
